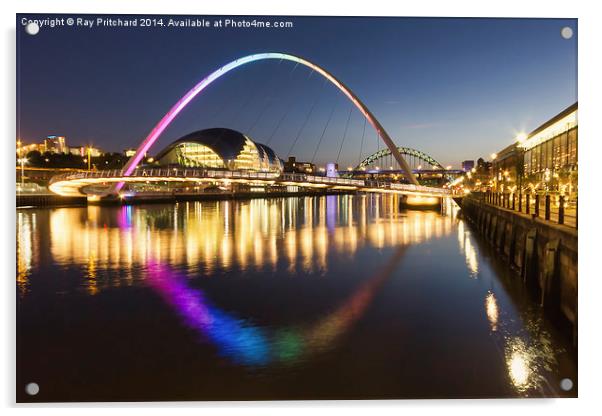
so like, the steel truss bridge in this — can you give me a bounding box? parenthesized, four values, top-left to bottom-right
(49, 168, 452, 199)
(357, 147, 445, 171)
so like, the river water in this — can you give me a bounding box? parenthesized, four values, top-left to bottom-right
(16, 194, 577, 401)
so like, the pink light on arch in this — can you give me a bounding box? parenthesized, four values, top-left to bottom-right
(115, 53, 417, 192)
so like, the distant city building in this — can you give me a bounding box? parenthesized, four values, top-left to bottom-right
(124, 148, 137, 157)
(326, 162, 339, 178)
(155, 128, 283, 173)
(283, 156, 315, 174)
(18, 143, 44, 156)
(44, 135, 67, 154)
(69, 146, 103, 158)
(461, 160, 475, 172)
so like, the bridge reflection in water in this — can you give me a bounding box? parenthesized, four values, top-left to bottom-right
(16, 195, 576, 400)
(41, 195, 450, 282)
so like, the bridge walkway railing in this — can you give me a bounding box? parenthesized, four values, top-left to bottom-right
(49, 168, 454, 196)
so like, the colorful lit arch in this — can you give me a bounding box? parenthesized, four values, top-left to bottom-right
(115, 52, 418, 192)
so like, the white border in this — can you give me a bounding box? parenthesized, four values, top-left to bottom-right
(2, 1, 600, 414)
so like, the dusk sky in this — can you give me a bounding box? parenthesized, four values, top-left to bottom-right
(17, 15, 577, 167)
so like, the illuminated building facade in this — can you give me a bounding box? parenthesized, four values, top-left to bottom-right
(491, 102, 578, 196)
(491, 143, 519, 192)
(44, 135, 67, 154)
(68, 146, 102, 157)
(283, 157, 315, 174)
(155, 128, 283, 173)
(520, 102, 577, 195)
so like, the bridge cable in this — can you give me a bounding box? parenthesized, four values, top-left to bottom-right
(286, 77, 328, 158)
(204, 68, 249, 125)
(357, 117, 367, 167)
(246, 61, 294, 136)
(228, 61, 281, 130)
(264, 63, 305, 146)
(336, 104, 354, 165)
(311, 101, 338, 164)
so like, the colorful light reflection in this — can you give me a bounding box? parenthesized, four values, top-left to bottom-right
(145, 247, 404, 367)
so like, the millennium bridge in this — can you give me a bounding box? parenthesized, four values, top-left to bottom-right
(48, 52, 457, 204)
(49, 168, 453, 200)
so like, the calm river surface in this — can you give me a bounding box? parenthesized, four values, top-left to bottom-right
(16, 195, 577, 401)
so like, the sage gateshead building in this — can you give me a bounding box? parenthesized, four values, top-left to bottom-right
(154, 128, 284, 173)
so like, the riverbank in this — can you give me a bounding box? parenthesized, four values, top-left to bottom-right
(17, 193, 87, 208)
(460, 194, 578, 342)
(16, 189, 354, 208)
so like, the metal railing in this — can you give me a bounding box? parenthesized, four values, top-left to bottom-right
(474, 191, 577, 228)
(49, 168, 453, 196)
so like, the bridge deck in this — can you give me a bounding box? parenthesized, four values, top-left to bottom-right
(48, 168, 453, 198)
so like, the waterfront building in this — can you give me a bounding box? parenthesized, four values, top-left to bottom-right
(520, 102, 577, 196)
(155, 128, 283, 173)
(491, 143, 520, 192)
(283, 156, 315, 174)
(491, 102, 577, 197)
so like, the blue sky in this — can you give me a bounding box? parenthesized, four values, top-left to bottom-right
(17, 15, 577, 167)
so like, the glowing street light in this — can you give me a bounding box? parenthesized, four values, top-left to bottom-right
(490, 153, 498, 160)
(446, 165, 452, 170)
(18, 157, 28, 191)
(515, 132, 528, 144)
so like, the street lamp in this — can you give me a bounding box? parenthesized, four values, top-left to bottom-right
(515, 132, 528, 144)
(490, 153, 497, 160)
(18, 157, 28, 192)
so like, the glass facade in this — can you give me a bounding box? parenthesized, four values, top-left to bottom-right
(174, 143, 225, 168)
(523, 126, 577, 177)
(157, 130, 283, 173)
(519, 105, 577, 196)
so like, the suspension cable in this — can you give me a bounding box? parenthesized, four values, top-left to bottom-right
(311, 101, 338, 164)
(229, 61, 278, 128)
(336, 104, 354, 165)
(358, 117, 367, 167)
(264, 63, 305, 145)
(286, 77, 327, 158)
(246, 61, 291, 136)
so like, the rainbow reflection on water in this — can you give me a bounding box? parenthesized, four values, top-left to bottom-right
(146, 245, 404, 366)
